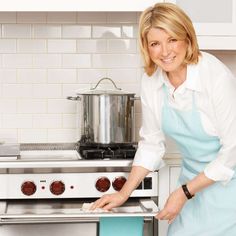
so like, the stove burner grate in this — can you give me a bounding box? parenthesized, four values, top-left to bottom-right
(79, 144, 136, 160)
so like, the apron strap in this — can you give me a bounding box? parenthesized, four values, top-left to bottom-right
(162, 84, 168, 106)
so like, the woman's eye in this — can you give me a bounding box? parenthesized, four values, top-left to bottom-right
(150, 42, 158, 47)
(169, 38, 177, 43)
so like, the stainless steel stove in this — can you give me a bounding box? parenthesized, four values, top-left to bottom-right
(0, 143, 158, 236)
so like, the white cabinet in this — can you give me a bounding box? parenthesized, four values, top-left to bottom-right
(166, 0, 236, 49)
(158, 161, 181, 236)
(167, 0, 236, 35)
(1, 0, 162, 11)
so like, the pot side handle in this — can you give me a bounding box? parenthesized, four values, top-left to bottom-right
(67, 96, 81, 101)
(130, 97, 140, 101)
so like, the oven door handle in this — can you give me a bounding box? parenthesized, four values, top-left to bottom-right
(0, 216, 153, 225)
(0, 217, 100, 225)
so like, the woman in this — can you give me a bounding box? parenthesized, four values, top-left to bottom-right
(92, 3, 236, 235)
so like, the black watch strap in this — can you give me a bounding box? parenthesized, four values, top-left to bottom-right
(182, 184, 194, 199)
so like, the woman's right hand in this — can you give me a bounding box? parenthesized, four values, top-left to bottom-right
(91, 166, 150, 211)
(90, 191, 129, 211)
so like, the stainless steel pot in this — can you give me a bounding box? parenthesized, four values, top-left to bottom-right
(68, 78, 138, 144)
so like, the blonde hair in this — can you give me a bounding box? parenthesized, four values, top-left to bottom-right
(139, 3, 200, 76)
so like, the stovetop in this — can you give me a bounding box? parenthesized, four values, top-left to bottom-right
(0, 143, 137, 169)
(18, 142, 137, 161)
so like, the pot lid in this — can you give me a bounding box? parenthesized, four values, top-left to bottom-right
(76, 78, 135, 96)
(77, 89, 135, 95)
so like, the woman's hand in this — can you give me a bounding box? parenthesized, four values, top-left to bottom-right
(156, 187, 188, 224)
(90, 191, 129, 211)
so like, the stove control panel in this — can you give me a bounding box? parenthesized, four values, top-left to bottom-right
(0, 172, 158, 199)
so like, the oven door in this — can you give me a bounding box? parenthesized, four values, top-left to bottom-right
(0, 198, 158, 224)
(0, 199, 158, 236)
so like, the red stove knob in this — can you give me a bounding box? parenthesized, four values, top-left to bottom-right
(21, 181, 37, 196)
(50, 181, 65, 195)
(95, 177, 111, 192)
(112, 176, 127, 191)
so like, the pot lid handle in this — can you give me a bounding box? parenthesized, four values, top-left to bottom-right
(91, 77, 122, 91)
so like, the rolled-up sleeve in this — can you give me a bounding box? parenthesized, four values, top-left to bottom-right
(132, 74, 166, 171)
(204, 71, 236, 184)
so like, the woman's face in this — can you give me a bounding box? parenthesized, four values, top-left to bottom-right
(146, 27, 188, 73)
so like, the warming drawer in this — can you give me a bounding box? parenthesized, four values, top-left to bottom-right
(0, 199, 159, 225)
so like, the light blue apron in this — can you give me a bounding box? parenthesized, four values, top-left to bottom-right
(161, 85, 236, 236)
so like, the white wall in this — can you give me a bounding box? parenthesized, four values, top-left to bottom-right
(0, 12, 236, 144)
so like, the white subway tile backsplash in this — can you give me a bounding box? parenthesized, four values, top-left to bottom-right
(0, 13, 16, 23)
(48, 129, 76, 142)
(33, 24, 61, 38)
(48, 69, 77, 83)
(0, 69, 17, 83)
(77, 69, 107, 84)
(121, 83, 140, 96)
(17, 39, 47, 53)
(0, 129, 18, 142)
(17, 69, 47, 84)
(33, 114, 62, 128)
(92, 25, 121, 38)
(107, 39, 137, 53)
(62, 83, 89, 97)
(18, 129, 47, 143)
(62, 25, 91, 38)
(92, 54, 140, 68)
(0, 55, 2, 67)
(48, 39, 76, 53)
(33, 84, 62, 98)
(77, 12, 107, 23)
(62, 54, 91, 68)
(48, 99, 76, 114)
(2, 114, 32, 128)
(2, 24, 31, 38)
(33, 54, 61, 68)
(63, 114, 76, 128)
(107, 69, 137, 83)
(17, 12, 47, 23)
(0, 39, 16, 53)
(2, 84, 33, 98)
(18, 99, 47, 113)
(3, 54, 32, 68)
(107, 12, 137, 23)
(47, 12, 77, 24)
(0, 99, 17, 114)
(77, 39, 107, 53)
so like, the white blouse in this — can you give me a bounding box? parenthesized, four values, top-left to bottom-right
(133, 51, 236, 184)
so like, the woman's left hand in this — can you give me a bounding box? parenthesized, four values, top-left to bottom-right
(155, 187, 188, 224)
